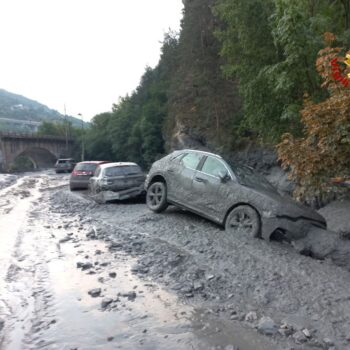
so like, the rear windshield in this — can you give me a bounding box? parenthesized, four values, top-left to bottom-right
(75, 163, 98, 171)
(58, 159, 74, 164)
(104, 165, 141, 177)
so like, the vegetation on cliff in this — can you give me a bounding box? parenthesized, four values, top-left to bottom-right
(84, 0, 350, 198)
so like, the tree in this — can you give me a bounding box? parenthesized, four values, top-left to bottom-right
(277, 33, 350, 204)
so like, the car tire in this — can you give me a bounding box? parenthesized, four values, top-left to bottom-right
(225, 205, 261, 238)
(146, 181, 168, 213)
(70, 184, 76, 191)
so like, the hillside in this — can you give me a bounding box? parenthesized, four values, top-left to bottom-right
(0, 89, 82, 133)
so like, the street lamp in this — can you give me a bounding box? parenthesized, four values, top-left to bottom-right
(78, 113, 85, 161)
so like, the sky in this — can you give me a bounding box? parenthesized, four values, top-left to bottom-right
(0, 0, 184, 121)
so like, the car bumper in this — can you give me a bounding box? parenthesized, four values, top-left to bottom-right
(92, 184, 145, 202)
(261, 215, 326, 241)
(70, 178, 90, 189)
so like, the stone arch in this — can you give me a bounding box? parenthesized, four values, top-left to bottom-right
(11, 147, 57, 170)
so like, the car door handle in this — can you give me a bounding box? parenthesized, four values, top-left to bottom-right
(167, 169, 175, 173)
(194, 176, 207, 183)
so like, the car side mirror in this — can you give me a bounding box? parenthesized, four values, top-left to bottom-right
(218, 170, 230, 182)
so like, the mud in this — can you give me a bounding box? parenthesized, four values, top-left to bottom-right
(1, 171, 350, 349)
(51, 186, 350, 348)
(0, 172, 277, 350)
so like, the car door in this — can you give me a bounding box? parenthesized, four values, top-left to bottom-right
(168, 152, 203, 205)
(191, 156, 231, 221)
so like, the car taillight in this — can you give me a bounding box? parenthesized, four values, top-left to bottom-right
(72, 170, 78, 176)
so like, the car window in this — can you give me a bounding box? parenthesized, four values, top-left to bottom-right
(123, 165, 142, 175)
(180, 153, 202, 170)
(75, 163, 98, 171)
(104, 167, 125, 177)
(201, 156, 228, 177)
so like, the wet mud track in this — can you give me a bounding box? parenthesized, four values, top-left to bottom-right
(1, 172, 350, 349)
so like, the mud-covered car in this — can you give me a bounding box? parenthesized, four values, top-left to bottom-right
(54, 158, 76, 173)
(89, 162, 145, 203)
(145, 150, 327, 241)
(69, 161, 110, 190)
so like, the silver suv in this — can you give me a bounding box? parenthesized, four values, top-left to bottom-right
(89, 162, 145, 202)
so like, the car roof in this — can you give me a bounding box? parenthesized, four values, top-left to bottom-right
(98, 162, 138, 169)
(76, 161, 109, 165)
(174, 149, 223, 159)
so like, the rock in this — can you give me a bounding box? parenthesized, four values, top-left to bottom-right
(88, 288, 101, 298)
(206, 274, 215, 281)
(224, 346, 237, 350)
(86, 229, 97, 239)
(76, 262, 93, 270)
(101, 298, 113, 308)
(323, 338, 334, 346)
(0, 318, 4, 331)
(257, 316, 278, 335)
(120, 291, 136, 300)
(193, 281, 204, 291)
(109, 272, 117, 278)
(293, 330, 308, 344)
(245, 311, 258, 322)
(302, 328, 311, 338)
(59, 236, 72, 243)
(109, 242, 123, 250)
(107, 336, 114, 341)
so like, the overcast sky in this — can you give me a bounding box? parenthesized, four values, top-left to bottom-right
(0, 0, 184, 121)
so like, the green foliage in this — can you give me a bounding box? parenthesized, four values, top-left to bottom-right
(85, 32, 180, 168)
(214, 0, 350, 141)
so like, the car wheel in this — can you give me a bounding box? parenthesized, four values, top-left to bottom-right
(225, 205, 261, 238)
(146, 182, 168, 213)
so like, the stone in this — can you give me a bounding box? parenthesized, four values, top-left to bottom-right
(88, 288, 101, 298)
(257, 316, 278, 335)
(245, 311, 258, 322)
(101, 298, 113, 308)
(302, 328, 311, 338)
(323, 338, 334, 346)
(59, 236, 72, 243)
(120, 291, 136, 300)
(206, 274, 215, 281)
(109, 272, 117, 278)
(293, 331, 308, 344)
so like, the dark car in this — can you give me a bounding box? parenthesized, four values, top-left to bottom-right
(69, 161, 109, 190)
(89, 162, 145, 202)
(145, 150, 327, 241)
(55, 158, 76, 173)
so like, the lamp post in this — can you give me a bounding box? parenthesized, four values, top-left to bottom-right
(78, 113, 85, 161)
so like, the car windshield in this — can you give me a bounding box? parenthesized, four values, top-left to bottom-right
(229, 163, 276, 192)
(104, 165, 141, 177)
(75, 163, 98, 171)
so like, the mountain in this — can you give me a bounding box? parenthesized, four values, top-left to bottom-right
(0, 89, 83, 133)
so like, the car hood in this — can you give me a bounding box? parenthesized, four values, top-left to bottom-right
(247, 186, 326, 224)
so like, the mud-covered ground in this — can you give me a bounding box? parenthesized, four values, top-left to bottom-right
(1, 172, 350, 350)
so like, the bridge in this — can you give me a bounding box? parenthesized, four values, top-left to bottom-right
(0, 132, 74, 172)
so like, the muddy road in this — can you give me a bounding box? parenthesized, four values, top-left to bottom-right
(0, 172, 350, 349)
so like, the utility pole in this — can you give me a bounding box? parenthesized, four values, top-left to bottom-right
(78, 113, 85, 161)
